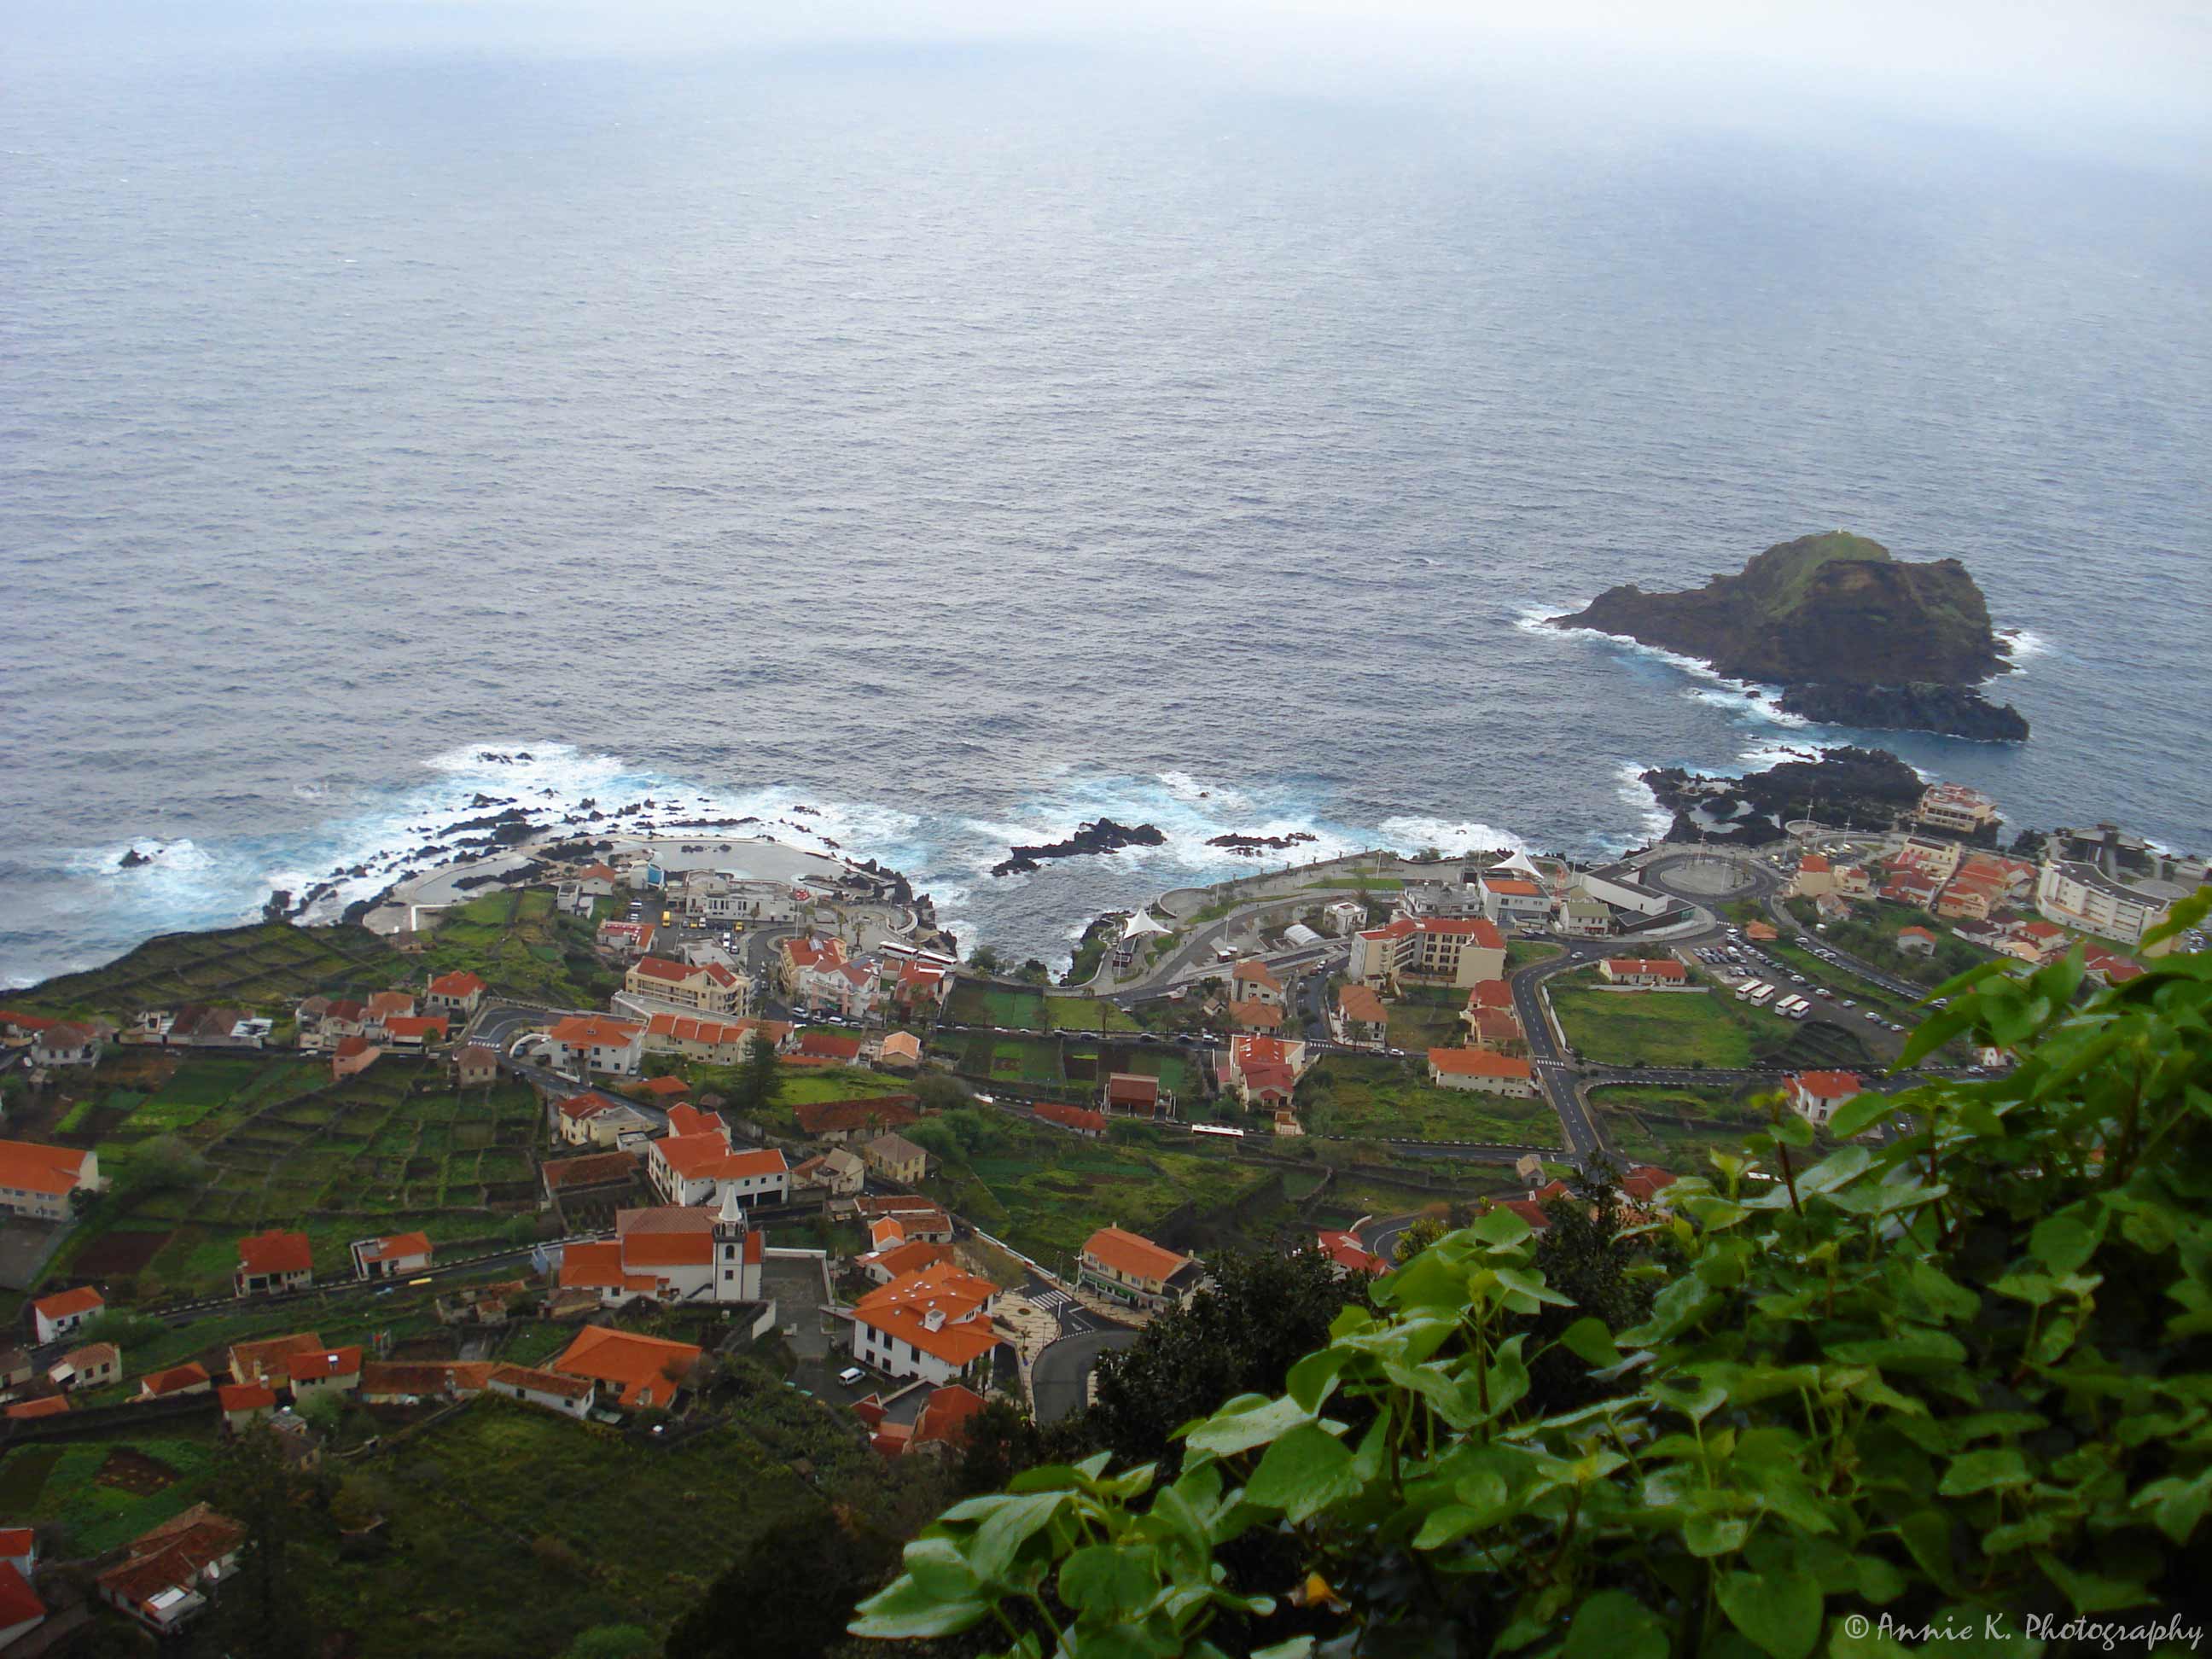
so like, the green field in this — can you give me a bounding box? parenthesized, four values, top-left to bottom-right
(52, 1055, 544, 1301)
(1383, 986, 1466, 1052)
(0, 1431, 223, 1556)
(1303, 1056, 1562, 1146)
(1551, 973, 1761, 1068)
(10, 921, 401, 1020)
(911, 1110, 1260, 1266)
(1043, 996, 1143, 1033)
(1506, 940, 1564, 971)
(417, 889, 619, 1007)
(944, 981, 1051, 1030)
(1589, 1082, 1777, 1173)
(300, 1397, 827, 1658)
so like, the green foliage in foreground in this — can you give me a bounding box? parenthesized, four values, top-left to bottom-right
(853, 894, 2212, 1656)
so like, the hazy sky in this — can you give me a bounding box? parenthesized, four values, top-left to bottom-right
(18, 0, 2212, 166)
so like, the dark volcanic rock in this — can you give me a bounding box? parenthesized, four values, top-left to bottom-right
(1553, 532, 2025, 736)
(118, 847, 152, 870)
(1641, 745, 1926, 845)
(992, 818, 1167, 877)
(1774, 682, 2028, 742)
(1207, 831, 1318, 855)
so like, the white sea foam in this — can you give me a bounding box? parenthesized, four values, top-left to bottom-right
(1375, 815, 1526, 857)
(1612, 763, 1676, 846)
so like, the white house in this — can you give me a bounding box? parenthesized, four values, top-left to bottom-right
(1426, 1047, 1538, 1098)
(349, 1231, 433, 1281)
(31, 1284, 104, 1344)
(645, 1108, 790, 1208)
(544, 1016, 644, 1078)
(485, 1362, 597, 1417)
(850, 1260, 1006, 1387)
(555, 1195, 764, 1308)
(1786, 1071, 1863, 1126)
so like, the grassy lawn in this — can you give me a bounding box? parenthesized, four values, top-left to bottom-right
(945, 981, 1051, 1030)
(306, 1398, 825, 1658)
(419, 888, 617, 1007)
(1551, 973, 1758, 1068)
(914, 1112, 1258, 1266)
(53, 1058, 543, 1302)
(0, 1431, 223, 1556)
(1044, 996, 1143, 1033)
(1506, 940, 1564, 971)
(1590, 1082, 1777, 1174)
(1304, 1056, 1562, 1146)
(1384, 987, 1465, 1052)
(9, 922, 401, 1020)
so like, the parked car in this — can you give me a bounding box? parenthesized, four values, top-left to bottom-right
(836, 1366, 866, 1387)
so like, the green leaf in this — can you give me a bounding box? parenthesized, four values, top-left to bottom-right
(2036, 1551, 2152, 1614)
(1826, 1091, 1896, 1140)
(1559, 1315, 1621, 1367)
(849, 1569, 988, 1639)
(1771, 1114, 1815, 1149)
(1183, 1393, 1313, 1458)
(1685, 1512, 1751, 1557)
(1494, 1264, 1575, 1306)
(2140, 883, 2209, 947)
(1827, 1325, 1967, 1376)
(2133, 1470, 2212, 1544)
(964, 1492, 1068, 1585)
(1285, 1348, 1350, 1413)
(2029, 1213, 2098, 1276)
(1795, 1145, 1871, 1193)
(1937, 1447, 2030, 1496)
(1057, 1545, 1161, 1619)
(1251, 1643, 1316, 1659)
(1717, 1569, 1823, 1659)
(1244, 1422, 1362, 1523)
(1466, 1206, 1534, 1247)
(1561, 1589, 1669, 1659)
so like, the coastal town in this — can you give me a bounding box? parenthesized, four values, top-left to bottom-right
(0, 763, 2201, 1651)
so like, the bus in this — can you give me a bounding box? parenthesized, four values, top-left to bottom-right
(1189, 1123, 1247, 1141)
(1746, 983, 1777, 1007)
(1776, 996, 1810, 1019)
(1735, 981, 1765, 1002)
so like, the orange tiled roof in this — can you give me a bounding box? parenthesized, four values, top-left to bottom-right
(552, 1324, 703, 1410)
(1428, 1047, 1533, 1080)
(1336, 984, 1388, 1022)
(218, 1382, 277, 1412)
(361, 1231, 431, 1262)
(0, 1139, 90, 1196)
(139, 1362, 211, 1397)
(549, 1016, 643, 1048)
(1793, 1070, 1863, 1100)
(286, 1347, 363, 1384)
(427, 969, 486, 998)
(32, 1284, 104, 1322)
(1082, 1225, 1190, 1284)
(237, 1230, 313, 1275)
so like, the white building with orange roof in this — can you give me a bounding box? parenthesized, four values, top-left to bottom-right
(556, 1193, 762, 1307)
(31, 1284, 105, 1344)
(1328, 982, 1389, 1049)
(1348, 916, 1507, 992)
(1220, 1033, 1310, 1115)
(1078, 1225, 1202, 1311)
(1228, 958, 1285, 1007)
(850, 1260, 1008, 1386)
(1786, 1070, 1863, 1126)
(1598, 957, 1688, 987)
(623, 955, 748, 1018)
(422, 969, 487, 1016)
(640, 1012, 788, 1065)
(349, 1231, 433, 1281)
(1477, 871, 1551, 928)
(550, 1324, 702, 1412)
(1426, 1046, 1538, 1098)
(0, 1139, 102, 1221)
(646, 1107, 790, 1208)
(544, 1015, 644, 1078)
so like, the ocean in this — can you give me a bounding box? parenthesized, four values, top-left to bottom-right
(3, 35, 2209, 986)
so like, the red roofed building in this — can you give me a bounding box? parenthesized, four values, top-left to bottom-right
(597, 918, 657, 959)
(1330, 982, 1389, 1049)
(560, 1195, 763, 1307)
(851, 1260, 1007, 1386)
(364, 991, 416, 1026)
(856, 1237, 955, 1285)
(791, 1030, 864, 1065)
(424, 969, 487, 1016)
(794, 1094, 921, 1143)
(217, 1382, 278, 1432)
(0, 1558, 45, 1650)
(3, 1396, 68, 1421)
(379, 1015, 450, 1050)
(1598, 958, 1688, 987)
(350, 1231, 433, 1280)
(1426, 1046, 1538, 1097)
(624, 955, 748, 1017)
(647, 1107, 790, 1207)
(31, 1283, 104, 1344)
(1461, 1006, 1528, 1056)
(643, 1011, 787, 1064)
(1033, 1100, 1109, 1138)
(0, 1138, 102, 1221)
(1228, 998, 1285, 1032)
(226, 1332, 326, 1387)
(1100, 1072, 1171, 1119)
(545, 1016, 645, 1077)
(286, 1346, 364, 1401)
(1080, 1226, 1202, 1310)
(635, 1074, 690, 1101)
(1786, 1070, 1864, 1126)
(1348, 915, 1507, 991)
(1897, 925, 1938, 957)
(486, 1362, 597, 1417)
(1315, 1229, 1389, 1278)
(330, 1033, 382, 1080)
(234, 1230, 313, 1296)
(1229, 958, 1284, 1006)
(858, 1382, 989, 1458)
(95, 1504, 245, 1634)
(551, 1324, 703, 1411)
(1478, 873, 1551, 927)
(137, 1362, 212, 1401)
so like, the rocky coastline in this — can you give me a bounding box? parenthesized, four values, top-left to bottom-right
(1552, 531, 2029, 741)
(1639, 744, 1928, 844)
(991, 818, 1167, 877)
(1205, 830, 1318, 856)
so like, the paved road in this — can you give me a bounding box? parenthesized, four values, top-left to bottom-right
(1030, 1325, 1138, 1423)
